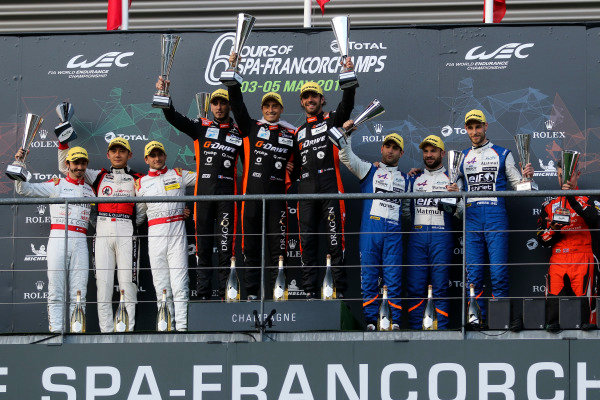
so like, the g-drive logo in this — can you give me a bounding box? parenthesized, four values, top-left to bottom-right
(48, 51, 134, 79)
(446, 42, 534, 71)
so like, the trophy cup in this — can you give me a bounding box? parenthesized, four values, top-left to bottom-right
(328, 99, 384, 148)
(331, 16, 359, 90)
(195, 92, 211, 119)
(54, 102, 77, 143)
(552, 150, 580, 226)
(438, 150, 465, 214)
(152, 34, 181, 108)
(6, 113, 43, 181)
(220, 13, 256, 86)
(514, 134, 538, 191)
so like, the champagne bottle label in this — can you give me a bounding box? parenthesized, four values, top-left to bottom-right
(116, 321, 127, 333)
(323, 285, 334, 298)
(72, 321, 82, 333)
(274, 286, 284, 299)
(158, 320, 168, 332)
(423, 316, 434, 329)
(380, 317, 390, 330)
(228, 287, 238, 300)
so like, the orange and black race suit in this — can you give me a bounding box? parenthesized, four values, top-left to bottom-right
(293, 87, 355, 294)
(163, 104, 243, 298)
(537, 194, 600, 324)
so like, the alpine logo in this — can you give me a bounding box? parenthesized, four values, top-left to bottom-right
(67, 52, 134, 69)
(465, 43, 534, 60)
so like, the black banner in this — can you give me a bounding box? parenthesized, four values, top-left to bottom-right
(0, 24, 598, 332)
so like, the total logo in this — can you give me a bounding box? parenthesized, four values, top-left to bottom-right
(24, 243, 47, 262)
(48, 51, 134, 79)
(104, 131, 148, 143)
(23, 280, 48, 301)
(31, 173, 59, 182)
(329, 40, 387, 53)
(445, 42, 534, 71)
(441, 126, 467, 137)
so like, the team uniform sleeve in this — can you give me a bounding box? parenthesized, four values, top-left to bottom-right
(504, 151, 523, 190)
(15, 180, 55, 197)
(183, 170, 197, 187)
(338, 136, 373, 181)
(536, 202, 559, 247)
(163, 102, 202, 140)
(134, 180, 147, 226)
(227, 82, 253, 137)
(566, 195, 599, 228)
(330, 87, 356, 128)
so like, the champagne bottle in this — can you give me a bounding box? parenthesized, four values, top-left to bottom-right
(422, 284, 438, 330)
(70, 290, 86, 333)
(273, 255, 288, 301)
(321, 254, 336, 300)
(114, 289, 129, 332)
(377, 285, 392, 331)
(226, 256, 240, 302)
(467, 283, 482, 325)
(157, 288, 172, 332)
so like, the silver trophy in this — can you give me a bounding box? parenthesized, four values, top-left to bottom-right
(152, 34, 181, 108)
(6, 113, 43, 181)
(328, 99, 384, 148)
(553, 150, 580, 225)
(331, 16, 359, 89)
(195, 92, 211, 119)
(220, 13, 256, 86)
(54, 102, 77, 143)
(514, 134, 538, 191)
(438, 150, 465, 214)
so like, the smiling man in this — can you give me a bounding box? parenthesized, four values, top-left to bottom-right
(447, 109, 534, 326)
(338, 121, 408, 330)
(58, 137, 142, 333)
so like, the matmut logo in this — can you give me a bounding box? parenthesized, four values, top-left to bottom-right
(67, 52, 134, 69)
(465, 43, 534, 60)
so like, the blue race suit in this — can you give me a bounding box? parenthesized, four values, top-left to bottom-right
(339, 137, 408, 325)
(460, 140, 522, 319)
(407, 166, 462, 329)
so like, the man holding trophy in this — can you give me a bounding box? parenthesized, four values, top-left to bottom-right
(406, 135, 463, 330)
(58, 134, 142, 333)
(227, 51, 296, 300)
(12, 119, 94, 332)
(536, 152, 599, 331)
(447, 109, 534, 324)
(338, 119, 407, 331)
(155, 77, 244, 300)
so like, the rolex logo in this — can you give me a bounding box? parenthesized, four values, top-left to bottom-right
(37, 204, 47, 215)
(374, 123, 383, 134)
(39, 130, 48, 140)
(288, 238, 298, 250)
(545, 120, 554, 130)
(35, 280, 45, 291)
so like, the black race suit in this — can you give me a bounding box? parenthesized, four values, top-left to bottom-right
(163, 104, 243, 298)
(294, 87, 355, 294)
(228, 83, 296, 297)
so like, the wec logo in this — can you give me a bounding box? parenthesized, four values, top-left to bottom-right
(465, 43, 534, 60)
(67, 52, 134, 69)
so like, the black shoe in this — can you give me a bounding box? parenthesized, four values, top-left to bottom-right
(509, 318, 524, 332)
(581, 323, 597, 331)
(545, 323, 561, 333)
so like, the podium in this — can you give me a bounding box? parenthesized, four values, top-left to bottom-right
(188, 300, 358, 332)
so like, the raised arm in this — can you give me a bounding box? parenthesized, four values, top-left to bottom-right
(505, 151, 523, 190)
(227, 82, 253, 136)
(338, 133, 373, 181)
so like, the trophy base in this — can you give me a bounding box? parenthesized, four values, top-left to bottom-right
(438, 198, 458, 214)
(219, 71, 243, 86)
(327, 127, 347, 148)
(152, 95, 172, 109)
(5, 164, 31, 182)
(516, 180, 538, 191)
(54, 121, 77, 143)
(339, 71, 359, 89)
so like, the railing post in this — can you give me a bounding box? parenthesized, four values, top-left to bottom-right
(62, 200, 69, 341)
(259, 198, 266, 341)
(461, 193, 466, 340)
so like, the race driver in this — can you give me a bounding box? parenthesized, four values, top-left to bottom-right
(407, 135, 462, 330)
(58, 137, 142, 333)
(15, 146, 94, 333)
(293, 60, 356, 298)
(227, 52, 296, 299)
(156, 77, 243, 300)
(135, 141, 196, 331)
(338, 122, 408, 330)
(536, 161, 599, 331)
(448, 109, 534, 323)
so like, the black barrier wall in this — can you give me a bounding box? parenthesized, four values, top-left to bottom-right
(1, 24, 599, 332)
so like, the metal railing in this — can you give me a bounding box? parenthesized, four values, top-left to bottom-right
(2, 188, 599, 341)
